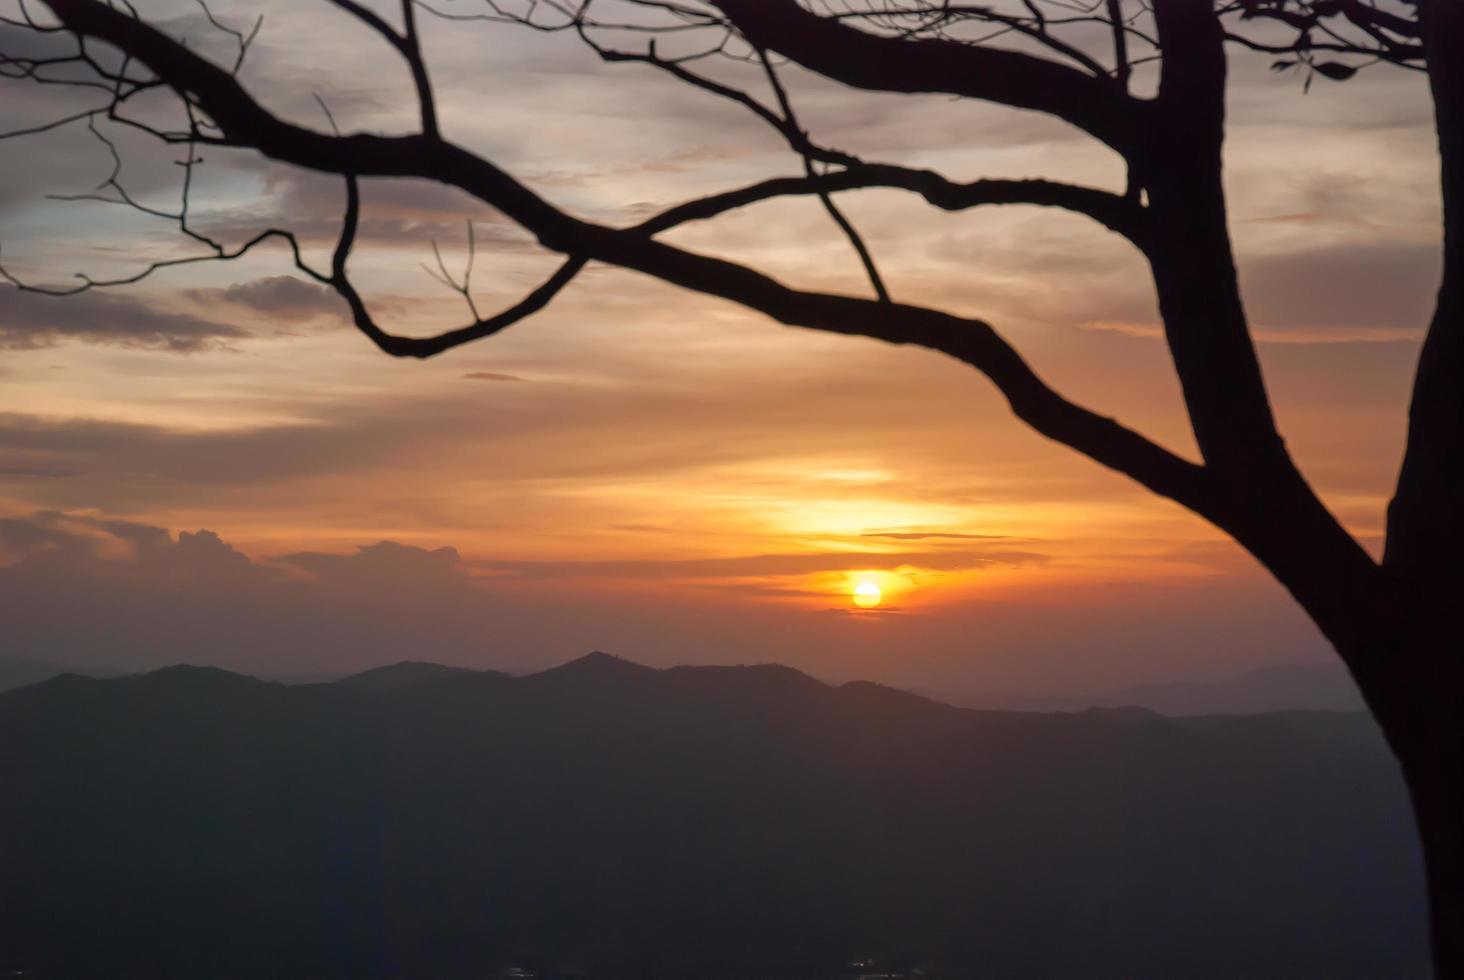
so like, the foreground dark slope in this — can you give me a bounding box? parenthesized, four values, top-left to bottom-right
(0, 654, 1427, 979)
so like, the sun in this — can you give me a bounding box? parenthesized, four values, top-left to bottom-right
(852, 581, 882, 609)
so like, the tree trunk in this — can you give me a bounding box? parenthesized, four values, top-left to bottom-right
(1386, 3, 1464, 972)
(1402, 742, 1464, 979)
(1362, 642, 1464, 980)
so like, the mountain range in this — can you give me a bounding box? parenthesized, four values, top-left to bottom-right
(0, 656, 1368, 715)
(0, 653, 1427, 978)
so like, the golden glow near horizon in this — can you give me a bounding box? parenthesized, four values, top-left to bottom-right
(852, 580, 883, 609)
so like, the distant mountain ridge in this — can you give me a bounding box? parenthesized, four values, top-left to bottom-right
(0, 652, 1371, 717)
(336, 659, 503, 691)
(0, 652, 1426, 978)
(0, 656, 117, 694)
(1096, 661, 1368, 714)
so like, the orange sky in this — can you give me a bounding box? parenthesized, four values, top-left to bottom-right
(0, 0, 1440, 703)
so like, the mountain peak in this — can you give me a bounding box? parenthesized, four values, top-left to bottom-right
(537, 651, 656, 679)
(138, 664, 264, 687)
(338, 661, 489, 691)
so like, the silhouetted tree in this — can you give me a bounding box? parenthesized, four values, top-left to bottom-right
(2, 0, 1459, 972)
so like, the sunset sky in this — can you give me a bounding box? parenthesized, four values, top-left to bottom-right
(0, 0, 1441, 704)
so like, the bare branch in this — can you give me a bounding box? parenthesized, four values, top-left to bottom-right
(318, 0, 439, 135)
(331, 176, 586, 358)
(401, 0, 440, 137)
(755, 45, 890, 303)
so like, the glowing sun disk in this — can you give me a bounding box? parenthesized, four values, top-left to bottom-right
(852, 581, 882, 608)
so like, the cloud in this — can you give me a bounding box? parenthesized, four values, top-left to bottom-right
(0, 351, 993, 497)
(200, 171, 539, 251)
(0, 412, 361, 488)
(279, 540, 465, 587)
(462, 371, 525, 382)
(860, 530, 1013, 541)
(0, 512, 493, 675)
(0, 513, 465, 591)
(0, 510, 264, 579)
(1239, 242, 1441, 333)
(198, 276, 345, 320)
(0, 513, 81, 560)
(475, 548, 1046, 580)
(0, 286, 247, 352)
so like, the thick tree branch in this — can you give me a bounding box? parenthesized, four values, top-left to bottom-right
(1138, 0, 1380, 647)
(1335, 0, 1421, 39)
(1386, 0, 1464, 594)
(636, 169, 1150, 246)
(1146, 0, 1287, 474)
(704, 0, 1147, 158)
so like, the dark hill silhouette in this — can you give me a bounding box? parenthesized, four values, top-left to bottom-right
(138, 662, 272, 690)
(531, 649, 659, 683)
(0, 657, 124, 694)
(0, 655, 1427, 979)
(0, 657, 79, 694)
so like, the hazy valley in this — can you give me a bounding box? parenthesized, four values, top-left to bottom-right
(0, 654, 1425, 978)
